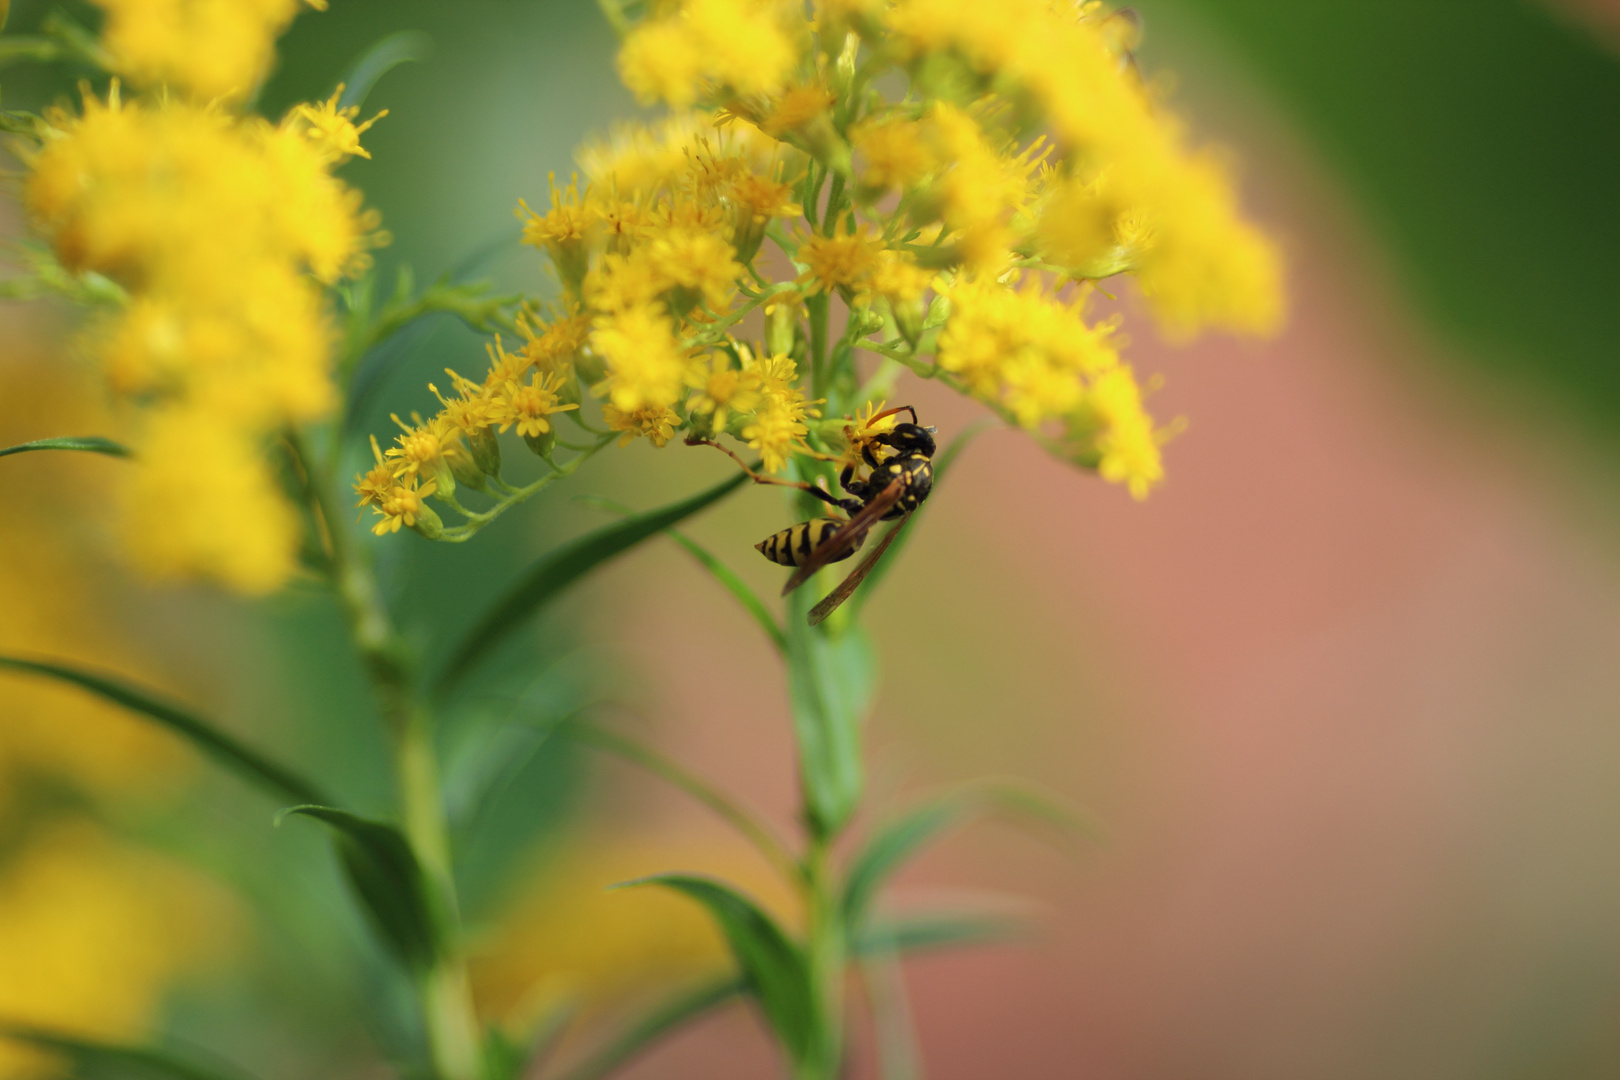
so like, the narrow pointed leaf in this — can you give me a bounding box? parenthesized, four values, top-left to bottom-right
(435, 470, 748, 694)
(785, 592, 875, 837)
(847, 418, 995, 619)
(0, 1024, 257, 1080)
(842, 782, 1091, 930)
(0, 656, 325, 804)
(580, 497, 784, 652)
(279, 806, 441, 972)
(550, 976, 744, 1080)
(616, 874, 814, 1062)
(662, 528, 786, 651)
(335, 31, 431, 110)
(854, 911, 1027, 957)
(0, 435, 130, 460)
(564, 720, 799, 883)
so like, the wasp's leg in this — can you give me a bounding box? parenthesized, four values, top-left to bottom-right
(804, 480, 864, 515)
(686, 436, 825, 493)
(840, 463, 875, 504)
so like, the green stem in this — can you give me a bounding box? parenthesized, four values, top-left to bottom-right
(397, 703, 483, 1080)
(808, 293, 831, 402)
(681, 281, 801, 349)
(799, 834, 846, 1080)
(820, 174, 847, 237)
(437, 433, 614, 542)
(289, 429, 483, 1080)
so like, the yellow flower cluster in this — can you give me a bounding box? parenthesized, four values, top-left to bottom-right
(880, 0, 1283, 336)
(356, 330, 586, 536)
(91, 0, 327, 101)
(25, 76, 382, 590)
(368, 0, 1282, 519)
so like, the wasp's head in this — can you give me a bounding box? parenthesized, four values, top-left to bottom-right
(888, 422, 936, 457)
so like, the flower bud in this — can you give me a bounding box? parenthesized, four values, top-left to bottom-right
(766, 300, 799, 357)
(410, 502, 444, 540)
(429, 455, 456, 499)
(446, 446, 487, 491)
(800, 115, 853, 178)
(575, 348, 607, 386)
(732, 211, 766, 268)
(555, 369, 583, 407)
(524, 427, 556, 459)
(467, 426, 502, 477)
(892, 296, 926, 346)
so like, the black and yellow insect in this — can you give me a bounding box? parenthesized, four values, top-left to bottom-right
(755, 406, 937, 624)
(755, 518, 867, 568)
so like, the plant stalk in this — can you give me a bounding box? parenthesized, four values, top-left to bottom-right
(800, 834, 846, 1080)
(291, 429, 484, 1080)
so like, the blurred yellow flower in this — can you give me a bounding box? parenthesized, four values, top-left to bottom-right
(0, 825, 233, 1078)
(90, 0, 324, 100)
(471, 833, 797, 1036)
(25, 79, 381, 593)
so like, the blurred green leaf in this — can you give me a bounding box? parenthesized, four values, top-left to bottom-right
(0, 656, 326, 804)
(338, 269, 520, 388)
(434, 470, 749, 695)
(843, 782, 1092, 931)
(616, 875, 815, 1064)
(1157, 0, 1620, 436)
(278, 806, 441, 973)
(854, 910, 1028, 957)
(478, 1027, 525, 1080)
(785, 593, 875, 837)
(847, 418, 994, 621)
(445, 709, 575, 832)
(0, 37, 62, 70)
(0, 1025, 256, 1080)
(581, 495, 785, 652)
(549, 976, 745, 1080)
(0, 435, 131, 460)
(334, 30, 432, 111)
(564, 718, 800, 883)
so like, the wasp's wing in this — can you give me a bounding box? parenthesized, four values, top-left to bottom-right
(808, 513, 913, 626)
(780, 477, 905, 598)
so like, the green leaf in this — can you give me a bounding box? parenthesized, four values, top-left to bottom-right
(435, 470, 749, 695)
(784, 595, 876, 837)
(0, 436, 131, 460)
(479, 1027, 527, 1080)
(278, 806, 441, 973)
(0, 1024, 257, 1080)
(563, 719, 799, 883)
(581, 496, 784, 652)
(0, 656, 326, 805)
(846, 417, 995, 620)
(0, 37, 63, 71)
(854, 911, 1027, 957)
(334, 31, 432, 111)
(548, 976, 744, 1080)
(616, 875, 815, 1063)
(842, 782, 1090, 931)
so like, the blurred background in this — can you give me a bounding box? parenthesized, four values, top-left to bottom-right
(4, 0, 1620, 1077)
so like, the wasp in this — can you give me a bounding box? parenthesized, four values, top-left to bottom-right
(753, 406, 937, 624)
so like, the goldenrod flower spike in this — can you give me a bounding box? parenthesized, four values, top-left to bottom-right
(290, 86, 388, 162)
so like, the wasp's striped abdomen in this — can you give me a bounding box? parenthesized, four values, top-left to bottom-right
(755, 518, 865, 568)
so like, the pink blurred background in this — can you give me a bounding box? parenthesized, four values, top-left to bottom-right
(580, 103, 1620, 1079)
